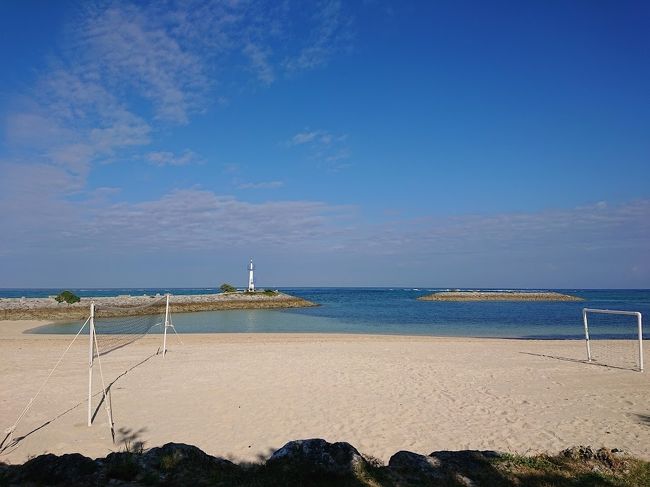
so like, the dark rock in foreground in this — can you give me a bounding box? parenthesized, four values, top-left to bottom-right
(18, 453, 98, 485)
(0, 440, 646, 486)
(268, 438, 368, 476)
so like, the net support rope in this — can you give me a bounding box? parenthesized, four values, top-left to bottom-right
(169, 312, 184, 346)
(2, 316, 90, 448)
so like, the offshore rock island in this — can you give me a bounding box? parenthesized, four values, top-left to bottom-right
(418, 291, 584, 302)
(0, 292, 317, 321)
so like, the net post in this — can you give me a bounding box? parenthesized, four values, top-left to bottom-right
(88, 302, 95, 427)
(163, 294, 170, 358)
(582, 308, 592, 363)
(637, 312, 644, 372)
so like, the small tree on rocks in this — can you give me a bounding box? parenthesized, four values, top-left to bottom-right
(55, 290, 80, 304)
(219, 283, 237, 293)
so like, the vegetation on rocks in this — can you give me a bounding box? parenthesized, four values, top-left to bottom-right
(219, 283, 237, 293)
(54, 290, 80, 304)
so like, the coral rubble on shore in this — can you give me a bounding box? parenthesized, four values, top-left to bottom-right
(418, 291, 583, 302)
(0, 292, 316, 320)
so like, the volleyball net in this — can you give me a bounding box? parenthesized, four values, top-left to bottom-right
(3, 294, 180, 449)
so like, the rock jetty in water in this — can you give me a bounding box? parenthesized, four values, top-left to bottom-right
(418, 291, 583, 302)
(0, 292, 317, 320)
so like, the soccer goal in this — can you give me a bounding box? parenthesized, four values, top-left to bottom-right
(582, 308, 644, 372)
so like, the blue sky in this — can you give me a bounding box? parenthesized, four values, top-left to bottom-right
(0, 0, 648, 288)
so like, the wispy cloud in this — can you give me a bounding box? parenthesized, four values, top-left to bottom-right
(1, 1, 361, 234)
(287, 128, 350, 170)
(237, 180, 285, 190)
(284, 0, 353, 71)
(355, 200, 650, 258)
(92, 189, 352, 250)
(146, 150, 203, 167)
(289, 130, 333, 146)
(243, 41, 275, 85)
(0, 186, 353, 255)
(75, 3, 208, 124)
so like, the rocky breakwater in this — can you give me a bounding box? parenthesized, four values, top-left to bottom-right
(0, 292, 317, 321)
(418, 291, 584, 302)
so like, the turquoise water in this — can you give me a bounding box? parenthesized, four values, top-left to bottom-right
(7, 288, 648, 339)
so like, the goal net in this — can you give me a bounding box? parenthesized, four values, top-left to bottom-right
(88, 295, 178, 437)
(93, 298, 167, 357)
(583, 308, 644, 372)
(3, 294, 178, 449)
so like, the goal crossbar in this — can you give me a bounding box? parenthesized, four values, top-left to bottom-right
(582, 308, 643, 372)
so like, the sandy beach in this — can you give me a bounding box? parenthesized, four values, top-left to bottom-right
(1, 321, 648, 466)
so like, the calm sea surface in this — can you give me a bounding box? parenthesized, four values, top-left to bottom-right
(3, 288, 648, 339)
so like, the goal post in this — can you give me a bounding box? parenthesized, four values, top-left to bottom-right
(583, 308, 644, 372)
(87, 294, 179, 435)
(163, 293, 169, 358)
(88, 302, 95, 427)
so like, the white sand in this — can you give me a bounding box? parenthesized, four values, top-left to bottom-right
(1, 321, 648, 464)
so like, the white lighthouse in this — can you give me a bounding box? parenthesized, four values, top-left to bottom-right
(247, 258, 255, 292)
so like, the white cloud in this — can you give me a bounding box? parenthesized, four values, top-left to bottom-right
(83, 189, 354, 252)
(358, 200, 650, 257)
(290, 131, 319, 145)
(287, 128, 351, 170)
(289, 130, 331, 146)
(75, 4, 208, 124)
(146, 150, 203, 167)
(237, 180, 285, 190)
(284, 0, 353, 71)
(1, 0, 362, 200)
(243, 41, 275, 85)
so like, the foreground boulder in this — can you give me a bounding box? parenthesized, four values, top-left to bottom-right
(389, 450, 503, 486)
(14, 453, 98, 485)
(102, 442, 238, 485)
(268, 438, 369, 476)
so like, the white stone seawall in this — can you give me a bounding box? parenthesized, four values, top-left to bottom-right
(0, 292, 317, 320)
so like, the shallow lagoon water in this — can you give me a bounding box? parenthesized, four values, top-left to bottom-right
(18, 288, 650, 339)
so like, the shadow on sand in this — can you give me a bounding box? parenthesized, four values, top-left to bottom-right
(1, 350, 161, 455)
(519, 352, 639, 372)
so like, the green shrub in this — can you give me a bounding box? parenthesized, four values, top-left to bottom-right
(54, 290, 80, 304)
(219, 283, 237, 293)
(263, 289, 278, 296)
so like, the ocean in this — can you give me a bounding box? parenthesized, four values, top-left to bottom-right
(4, 288, 649, 339)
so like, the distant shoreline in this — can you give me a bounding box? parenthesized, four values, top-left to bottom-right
(418, 291, 584, 302)
(0, 292, 317, 320)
